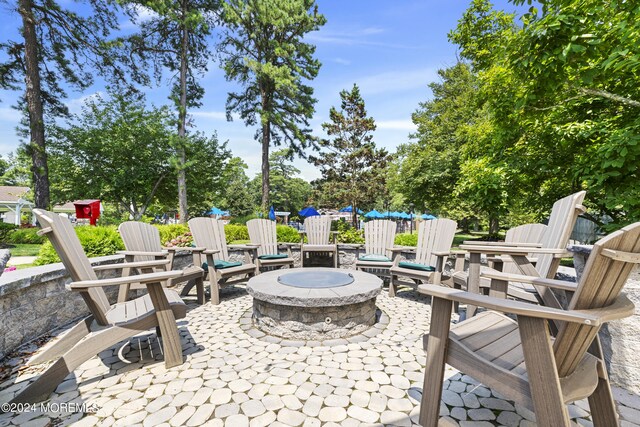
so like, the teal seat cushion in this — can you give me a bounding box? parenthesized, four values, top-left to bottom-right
(358, 254, 391, 262)
(258, 253, 289, 260)
(202, 260, 243, 270)
(398, 261, 435, 272)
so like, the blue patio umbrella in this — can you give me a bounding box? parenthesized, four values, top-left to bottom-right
(269, 206, 276, 221)
(207, 207, 227, 216)
(298, 206, 320, 217)
(364, 209, 384, 219)
(339, 205, 364, 214)
(390, 211, 403, 218)
(422, 214, 437, 220)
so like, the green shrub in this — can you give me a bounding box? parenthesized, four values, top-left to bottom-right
(394, 233, 418, 246)
(35, 226, 124, 265)
(155, 224, 189, 245)
(276, 225, 301, 243)
(229, 214, 258, 225)
(224, 224, 249, 243)
(337, 228, 364, 244)
(0, 222, 18, 243)
(7, 227, 46, 244)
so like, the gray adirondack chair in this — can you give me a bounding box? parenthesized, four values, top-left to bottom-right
(355, 219, 397, 275)
(418, 221, 640, 426)
(247, 219, 294, 270)
(9, 209, 191, 404)
(299, 216, 338, 268)
(453, 191, 586, 315)
(388, 218, 457, 297)
(118, 221, 205, 304)
(188, 217, 257, 305)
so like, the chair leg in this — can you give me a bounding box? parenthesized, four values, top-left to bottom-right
(195, 276, 205, 305)
(389, 275, 397, 297)
(146, 284, 183, 368)
(519, 316, 571, 426)
(587, 339, 619, 426)
(419, 297, 453, 427)
(28, 316, 94, 365)
(209, 267, 221, 305)
(11, 318, 157, 404)
(334, 251, 338, 268)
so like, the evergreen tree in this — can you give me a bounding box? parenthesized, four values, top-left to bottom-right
(219, 0, 326, 211)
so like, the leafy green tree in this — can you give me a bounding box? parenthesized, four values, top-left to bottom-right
(48, 93, 176, 219)
(0, 149, 33, 187)
(249, 149, 312, 213)
(122, 0, 221, 222)
(310, 84, 391, 227)
(0, 0, 141, 209)
(219, 0, 326, 211)
(216, 157, 256, 217)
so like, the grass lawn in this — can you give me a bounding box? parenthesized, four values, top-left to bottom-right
(8, 244, 42, 257)
(453, 231, 505, 247)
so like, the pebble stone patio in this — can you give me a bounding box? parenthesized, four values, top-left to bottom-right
(1, 285, 640, 427)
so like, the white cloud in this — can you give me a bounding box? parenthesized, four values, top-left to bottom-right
(65, 92, 104, 114)
(120, 5, 159, 30)
(332, 57, 351, 65)
(191, 111, 240, 121)
(376, 120, 417, 131)
(0, 107, 21, 122)
(354, 67, 437, 96)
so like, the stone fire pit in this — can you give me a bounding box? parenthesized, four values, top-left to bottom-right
(246, 267, 382, 340)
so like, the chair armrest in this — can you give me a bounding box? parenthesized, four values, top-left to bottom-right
(417, 284, 602, 325)
(70, 270, 183, 289)
(93, 259, 171, 271)
(203, 249, 221, 255)
(117, 250, 168, 257)
(164, 246, 207, 252)
(460, 244, 567, 256)
(387, 246, 416, 252)
(462, 241, 542, 248)
(432, 250, 450, 257)
(481, 270, 578, 292)
(228, 244, 259, 250)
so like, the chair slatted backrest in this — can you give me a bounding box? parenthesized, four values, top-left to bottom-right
(188, 217, 229, 261)
(363, 220, 397, 259)
(247, 219, 278, 256)
(33, 209, 111, 325)
(304, 216, 333, 245)
(415, 219, 457, 267)
(502, 223, 548, 275)
(553, 222, 640, 376)
(119, 221, 163, 262)
(536, 191, 586, 279)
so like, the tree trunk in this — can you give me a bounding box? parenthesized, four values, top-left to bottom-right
(489, 216, 499, 235)
(261, 121, 270, 212)
(19, 0, 50, 209)
(176, 15, 189, 223)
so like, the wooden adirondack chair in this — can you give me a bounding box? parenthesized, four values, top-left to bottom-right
(188, 217, 257, 305)
(388, 218, 457, 297)
(118, 221, 205, 304)
(9, 210, 191, 404)
(355, 220, 397, 275)
(247, 219, 294, 270)
(299, 216, 338, 268)
(453, 191, 586, 315)
(418, 221, 640, 427)
(451, 223, 547, 291)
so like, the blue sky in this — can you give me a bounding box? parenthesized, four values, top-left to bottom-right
(0, 0, 526, 181)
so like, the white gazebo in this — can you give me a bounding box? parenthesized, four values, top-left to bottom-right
(0, 186, 34, 225)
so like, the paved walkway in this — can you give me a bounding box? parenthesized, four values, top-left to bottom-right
(0, 286, 639, 426)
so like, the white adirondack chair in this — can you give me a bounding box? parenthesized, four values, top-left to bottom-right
(299, 216, 338, 268)
(188, 217, 257, 305)
(118, 221, 205, 304)
(355, 219, 397, 275)
(247, 218, 294, 270)
(388, 218, 457, 297)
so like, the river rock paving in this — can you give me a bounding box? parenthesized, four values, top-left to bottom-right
(0, 285, 639, 426)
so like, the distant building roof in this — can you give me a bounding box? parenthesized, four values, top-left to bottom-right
(53, 202, 76, 212)
(0, 186, 30, 203)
